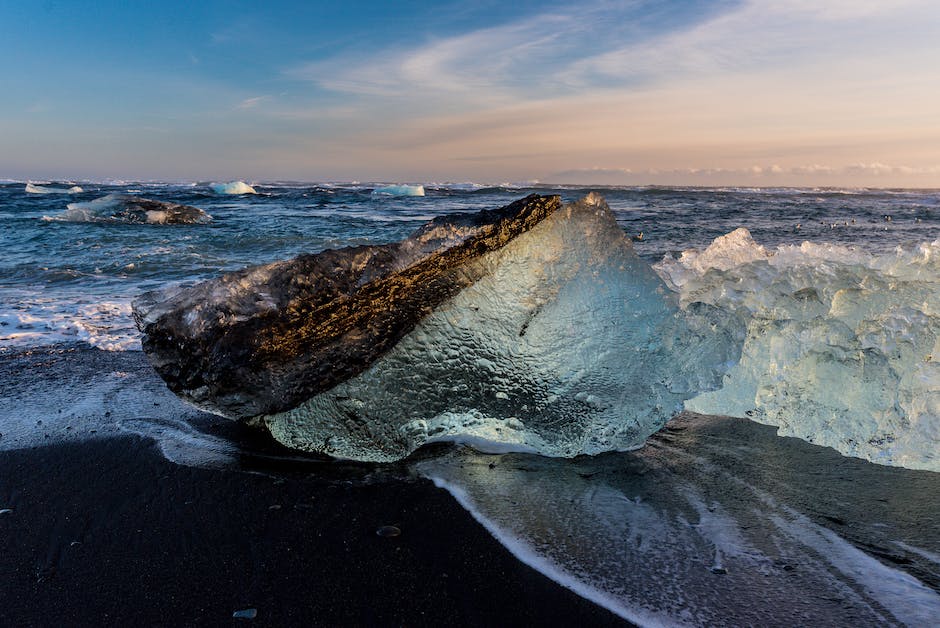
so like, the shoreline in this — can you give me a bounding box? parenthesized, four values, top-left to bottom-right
(0, 434, 628, 626)
(3, 344, 940, 625)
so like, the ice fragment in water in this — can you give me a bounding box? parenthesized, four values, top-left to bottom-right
(211, 181, 256, 195)
(372, 184, 425, 196)
(44, 194, 211, 225)
(25, 182, 83, 194)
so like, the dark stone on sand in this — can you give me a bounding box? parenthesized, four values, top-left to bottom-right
(376, 525, 401, 538)
(232, 608, 257, 619)
(133, 194, 560, 418)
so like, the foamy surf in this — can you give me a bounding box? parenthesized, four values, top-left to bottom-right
(417, 417, 940, 627)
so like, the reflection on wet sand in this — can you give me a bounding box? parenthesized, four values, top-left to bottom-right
(419, 413, 940, 626)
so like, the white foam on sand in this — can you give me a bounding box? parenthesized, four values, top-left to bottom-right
(0, 349, 235, 468)
(426, 475, 670, 628)
(0, 299, 139, 351)
(419, 445, 940, 627)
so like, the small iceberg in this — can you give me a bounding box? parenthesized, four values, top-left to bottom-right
(45, 194, 211, 225)
(26, 182, 83, 194)
(372, 184, 425, 197)
(133, 193, 738, 462)
(211, 181, 257, 195)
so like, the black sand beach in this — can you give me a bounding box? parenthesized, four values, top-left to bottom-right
(0, 435, 627, 626)
(0, 346, 627, 626)
(3, 346, 940, 626)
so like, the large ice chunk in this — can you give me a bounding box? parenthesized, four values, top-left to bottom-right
(135, 194, 739, 461)
(658, 229, 940, 471)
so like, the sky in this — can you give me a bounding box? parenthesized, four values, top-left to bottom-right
(2, 0, 939, 186)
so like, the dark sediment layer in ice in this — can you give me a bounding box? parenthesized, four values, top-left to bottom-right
(134, 194, 561, 418)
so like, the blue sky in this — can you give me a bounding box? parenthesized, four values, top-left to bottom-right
(3, 0, 939, 185)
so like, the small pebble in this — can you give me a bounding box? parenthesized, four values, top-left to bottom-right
(233, 608, 257, 620)
(376, 525, 401, 538)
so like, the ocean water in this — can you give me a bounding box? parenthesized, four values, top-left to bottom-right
(3, 181, 937, 351)
(3, 181, 940, 625)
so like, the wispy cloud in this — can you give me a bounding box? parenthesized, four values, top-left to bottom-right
(286, 12, 577, 106)
(236, 96, 271, 110)
(562, 0, 938, 87)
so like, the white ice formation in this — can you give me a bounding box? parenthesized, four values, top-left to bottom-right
(371, 184, 425, 197)
(211, 181, 257, 195)
(26, 182, 83, 194)
(657, 227, 940, 471)
(263, 194, 739, 461)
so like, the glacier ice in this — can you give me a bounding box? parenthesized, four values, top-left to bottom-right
(132, 191, 940, 470)
(211, 181, 257, 195)
(657, 228, 940, 471)
(263, 194, 739, 460)
(45, 194, 211, 224)
(372, 184, 425, 197)
(26, 182, 83, 194)
(135, 193, 740, 462)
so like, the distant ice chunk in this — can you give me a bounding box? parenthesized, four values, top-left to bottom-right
(44, 194, 211, 225)
(372, 184, 425, 197)
(26, 182, 83, 194)
(211, 181, 257, 195)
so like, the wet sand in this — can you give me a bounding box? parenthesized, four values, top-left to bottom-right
(3, 345, 939, 626)
(0, 346, 627, 626)
(0, 435, 627, 626)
